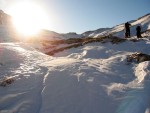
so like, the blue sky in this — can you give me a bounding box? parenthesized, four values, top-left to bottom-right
(1, 0, 150, 33)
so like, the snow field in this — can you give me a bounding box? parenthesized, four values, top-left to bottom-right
(1, 37, 150, 113)
(0, 13, 150, 113)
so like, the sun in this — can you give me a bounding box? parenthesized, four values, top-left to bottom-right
(9, 2, 50, 36)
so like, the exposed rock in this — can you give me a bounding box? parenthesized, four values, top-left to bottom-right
(101, 36, 126, 44)
(127, 52, 150, 63)
(0, 77, 15, 87)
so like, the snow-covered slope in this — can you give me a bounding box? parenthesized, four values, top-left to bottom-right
(36, 13, 150, 42)
(82, 28, 111, 37)
(39, 13, 150, 40)
(62, 32, 82, 39)
(37, 30, 83, 41)
(0, 25, 19, 42)
(1, 34, 150, 113)
(93, 13, 150, 38)
(1, 10, 150, 43)
(1, 11, 150, 113)
(37, 30, 66, 41)
(33, 13, 150, 54)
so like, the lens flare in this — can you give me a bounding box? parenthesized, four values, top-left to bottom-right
(9, 2, 50, 36)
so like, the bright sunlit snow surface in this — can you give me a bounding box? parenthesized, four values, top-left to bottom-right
(1, 36, 150, 113)
(0, 13, 150, 113)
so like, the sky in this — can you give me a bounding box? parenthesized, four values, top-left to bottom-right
(0, 0, 150, 33)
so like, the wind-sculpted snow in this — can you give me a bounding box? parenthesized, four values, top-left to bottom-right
(1, 13, 150, 113)
(53, 38, 150, 113)
(116, 62, 150, 113)
(0, 43, 51, 113)
(1, 37, 150, 113)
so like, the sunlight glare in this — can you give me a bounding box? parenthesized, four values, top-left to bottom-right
(9, 2, 50, 36)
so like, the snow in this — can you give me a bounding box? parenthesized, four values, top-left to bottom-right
(93, 14, 150, 38)
(61, 32, 82, 39)
(0, 25, 17, 42)
(0, 13, 150, 113)
(1, 36, 150, 113)
(148, 25, 150, 29)
(82, 28, 111, 37)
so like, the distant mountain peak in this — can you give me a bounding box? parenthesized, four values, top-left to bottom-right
(82, 28, 111, 37)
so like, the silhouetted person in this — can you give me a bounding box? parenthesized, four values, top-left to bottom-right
(125, 22, 131, 38)
(136, 26, 142, 38)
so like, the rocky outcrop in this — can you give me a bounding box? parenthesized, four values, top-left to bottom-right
(127, 52, 150, 63)
(0, 76, 15, 87)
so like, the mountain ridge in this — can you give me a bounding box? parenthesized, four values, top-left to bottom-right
(0, 10, 150, 42)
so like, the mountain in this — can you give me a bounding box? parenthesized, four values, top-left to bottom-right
(0, 10, 82, 42)
(1, 11, 150, 113)
(38, 13, 150, 55)
(62, 32, 83, 38)
(0, 29, 150, 113)
(82, 28, 111, 37)
(37, 30, 66, 41)
(37, 30, 82, 41)
(33, 13, 150, 52)
(0, 10, 19, 42)
(0, 10, 12, 25)
(77, 13, 150, 39)
(1, 10, 150, 55)
(0, 10, 150, 43)
(92, 13, 150, 38)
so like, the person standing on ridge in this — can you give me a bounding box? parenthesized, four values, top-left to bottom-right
(136, 25, 142, 38)
(125, 22, 131, 38)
